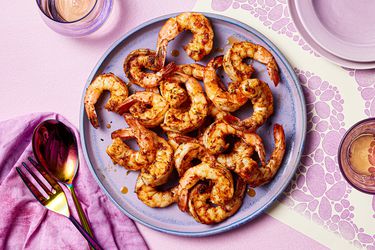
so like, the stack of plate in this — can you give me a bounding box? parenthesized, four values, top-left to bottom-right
(288, 0, 375, 69)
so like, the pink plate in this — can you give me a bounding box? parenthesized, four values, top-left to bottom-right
(288, 0, 375, 69)
(296, 0, 375, 62)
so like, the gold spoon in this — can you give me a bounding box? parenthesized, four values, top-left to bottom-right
(32, 119, 95, 248)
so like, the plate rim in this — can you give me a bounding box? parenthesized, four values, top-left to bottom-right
(295, 0, 375, 62)
(79, 12, 307, 237)
(288, 0, 375, 69)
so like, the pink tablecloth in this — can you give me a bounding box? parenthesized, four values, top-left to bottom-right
(0, 0, 326, 249)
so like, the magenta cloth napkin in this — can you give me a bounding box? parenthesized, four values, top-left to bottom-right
(0, 112, 148, 249)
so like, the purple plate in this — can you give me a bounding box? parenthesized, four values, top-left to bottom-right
(288, 0, 375, 69)
(296, 0, 375, 62)
(79, 13, 306, 236)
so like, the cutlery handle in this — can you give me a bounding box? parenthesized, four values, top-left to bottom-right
(68, 185, 94, 237)
(69, 215, 103, 250)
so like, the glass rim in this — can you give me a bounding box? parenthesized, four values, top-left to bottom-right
(36, 0, 99, 24)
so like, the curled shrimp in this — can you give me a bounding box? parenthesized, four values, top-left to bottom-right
(159, 73, 190, 108)
(160, 64, 205, 108)
(117, 91, 169, 128)
(123, 47, 175, 88)
(112, 127, 173, 187)
(204, 56, 248, 112)
(242, 124, 286, 187)
(157, 12, 214, 61)
(177, 162, 234, 212)
(216, 141, 254, 174)
(162, 73, 208, 133)
(84, 73, 129, 128)
(223, 41, 280, 86)
(106, 115, 156, 170)
(135, 174, 178, 208)
(188, 177, 246, 224)
(202, 120, 265, 164)
(217, 140, 257, 183)
(174, 139, 215, 176)
(239, 79, 274, 131)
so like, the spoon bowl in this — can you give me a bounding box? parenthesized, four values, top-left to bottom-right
(33, 120, 78, 185)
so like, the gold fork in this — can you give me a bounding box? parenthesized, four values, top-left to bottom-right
(16, 157, 103, 250)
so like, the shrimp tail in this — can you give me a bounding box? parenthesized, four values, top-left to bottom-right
(117, 98, 137, 114)
(155, 39, 168, 68)
(158, 62, 176, 78)
(269, 66, 280, 86)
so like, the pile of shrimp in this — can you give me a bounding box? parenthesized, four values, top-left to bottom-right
(84, 12, 286, 225)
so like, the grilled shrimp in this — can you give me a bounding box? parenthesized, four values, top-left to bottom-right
(217, 141, 254, 171)
(159, 73, 190, 108)
(135, 174, 178, 208)
(106, 115, 156, 170)
(238, 79, 274, 131)
(177, 162, 234, 212)
(204, 56, 248, 112)
(123, 47, 175, 88)
(202, 120, 266, 166)
(223, 41, 280, 86)
(176, 63, 205, 80)
(241, 124, 286, 187)
(112, 128, 174, 187)
(162, 73, 208, 133)
(160, 64, 206, 108)
(188, 177, 246, 224)
(157, 12, 214, 61)
(117, 91, 169, 128)
(84, 73, 129, 128)
(174, 140, 215, 176)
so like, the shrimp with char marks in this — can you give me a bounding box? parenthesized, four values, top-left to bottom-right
(159, 73, 190, 108)
(188, 177, 246, 224)
(112, 128, 173, 187)
(241, 124, 286, 187)
(174, 137, 215, 176)
(106, 115, 156, 170)
(239, 78, 274, 131)
(160, 64, 205, 108)
(123, 46, 175, 88)
(162, 73, 208, 133)
(204, 56, 248, 112)
(135, 174, 179, 208)
(217, 140, 256, 183)
(223, 41, 280, 86)
(84, 73, 128, 128)
(157, 12, 214, 61)
(117, 91, 169, 128)
(177, 162, 234, 212)
(202, 120, 266, 167)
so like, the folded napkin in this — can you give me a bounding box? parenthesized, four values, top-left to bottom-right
(0, 112, 148, 250)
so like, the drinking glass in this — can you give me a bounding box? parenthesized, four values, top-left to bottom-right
(36, 0, 113, 37)
(338, 118, 375, 194)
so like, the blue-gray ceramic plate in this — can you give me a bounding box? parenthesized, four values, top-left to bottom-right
(79, 13, 306, 237)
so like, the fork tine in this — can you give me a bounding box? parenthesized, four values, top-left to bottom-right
(28, 157, 62, 192)
(16, 166, 47, 204)
(22, 162, 53, 197)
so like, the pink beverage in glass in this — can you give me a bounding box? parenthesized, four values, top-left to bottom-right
(36, 0, 113, 37)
